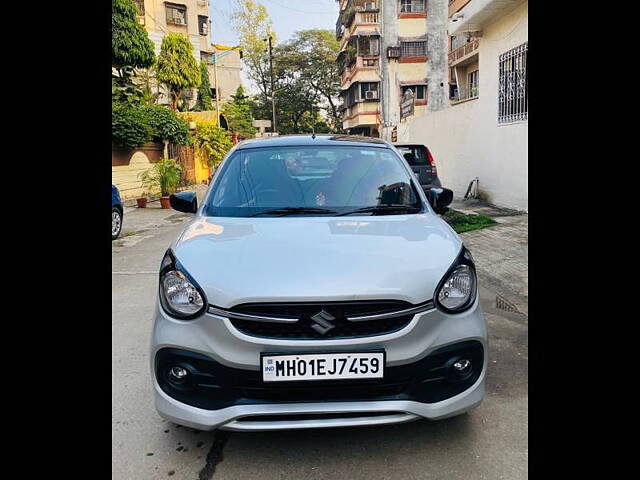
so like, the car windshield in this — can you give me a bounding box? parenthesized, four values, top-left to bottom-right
(396, 146, 428, 166)
(204, 146, 422, 217)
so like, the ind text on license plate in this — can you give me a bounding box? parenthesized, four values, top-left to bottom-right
(262, 352, 384, 382)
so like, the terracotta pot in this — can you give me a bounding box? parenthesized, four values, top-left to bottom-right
(160, 196, 171, 209)
(136, 197, 148, 208)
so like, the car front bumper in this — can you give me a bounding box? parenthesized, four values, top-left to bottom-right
(151, 296, 487, 431)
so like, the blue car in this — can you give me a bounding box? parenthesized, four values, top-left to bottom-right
(112, 185, 123, 240)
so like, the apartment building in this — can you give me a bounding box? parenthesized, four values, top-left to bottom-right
(134, 0, 241, 106)
(336, 0, 430, 137)
(400, 0, 528, 211)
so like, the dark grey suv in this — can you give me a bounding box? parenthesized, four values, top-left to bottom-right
(394, 144, 441, 189)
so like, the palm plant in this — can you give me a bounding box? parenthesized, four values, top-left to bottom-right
(139, 158, 183, 197)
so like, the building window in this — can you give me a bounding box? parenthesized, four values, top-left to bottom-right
(400, 0, 425, 13)
(363, 58, 378, 67)
(210, 88, 217, 100)
(402, 85, 426, 100)
(201, 51, 213, 64)
(135, 0, 145, 15)
(357, 36, 380, 56)
(498, 42, 528, 123)
(401, 41, 427, 57)
(165, 3, 187, 26)
(467, 70, 479, 99)
(198, 15, 208, 36)
(360, 82, 379, 100)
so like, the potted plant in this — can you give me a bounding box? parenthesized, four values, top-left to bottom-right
(136, 192, 149, 208)
(139, 158, 183, 209)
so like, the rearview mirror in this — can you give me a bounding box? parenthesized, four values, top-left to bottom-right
(169, 192, 198, 214)
(424, 187, 453, 214)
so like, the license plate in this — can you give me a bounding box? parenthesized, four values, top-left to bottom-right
(261, 352, 384, 382)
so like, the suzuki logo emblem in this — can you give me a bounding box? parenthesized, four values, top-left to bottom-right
(310, 310, 336, 335)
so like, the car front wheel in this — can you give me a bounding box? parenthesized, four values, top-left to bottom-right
(112, 207, 123, 240)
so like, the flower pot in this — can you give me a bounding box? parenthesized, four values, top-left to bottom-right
(136, 197, 148, 208)
(160, 196, 171, 209)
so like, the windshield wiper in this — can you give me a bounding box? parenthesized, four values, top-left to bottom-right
(249, 207, 337, 217)
(336, 205, 422, 216)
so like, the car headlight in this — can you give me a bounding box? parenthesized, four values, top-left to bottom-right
(159, 250, 207, 319)
(435, 247, 477, 313)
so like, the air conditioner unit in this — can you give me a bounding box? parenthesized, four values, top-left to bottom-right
(201, 25, 208, 35)
(364, 2, 376, 11)
(365, 90, 378, 100)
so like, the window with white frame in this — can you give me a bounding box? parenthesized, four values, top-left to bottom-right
(498, 42, 528, 123)
(401, 40, 427, 57)
(467, 70, 479, 99)
(400, 0, 425, 13)
(165, 3, 187, 26)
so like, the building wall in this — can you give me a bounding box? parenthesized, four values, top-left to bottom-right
(398, 18, 426, 37)
(208, 49, 242, 103)
(399, 1, 528, 211)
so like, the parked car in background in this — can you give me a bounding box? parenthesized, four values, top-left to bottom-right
(393, 143, 441, 189)
(151, 135, 484, 432)
(112, 185, 123, 240)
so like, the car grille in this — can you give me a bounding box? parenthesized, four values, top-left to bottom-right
(225, 300, 418, 340)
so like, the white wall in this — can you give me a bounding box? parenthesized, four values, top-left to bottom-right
(399, 1, 528, 211)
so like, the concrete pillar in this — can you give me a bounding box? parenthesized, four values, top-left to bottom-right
(381, 0, 399, 140)
(426, 0, 448, 111)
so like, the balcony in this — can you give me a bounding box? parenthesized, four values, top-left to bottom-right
(449, 0, 526, 35)
(448, 38, 480, 66)
(339, 9, 380, 44)
(340, 55, 380, 87)
(450, 85, 479, 104)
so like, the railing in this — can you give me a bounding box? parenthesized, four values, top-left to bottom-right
(450, 86, 479, 103)
(340, 55, 379, 84)
(448, 39, 479, 64)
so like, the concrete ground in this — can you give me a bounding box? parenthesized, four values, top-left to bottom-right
(112, 198, 528, 480)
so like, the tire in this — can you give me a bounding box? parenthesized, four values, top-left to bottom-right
(112, 207, 123, 240)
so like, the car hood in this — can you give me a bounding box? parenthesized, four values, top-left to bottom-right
(172, 214, 461, 307)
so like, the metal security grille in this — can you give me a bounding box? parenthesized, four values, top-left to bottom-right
(498, 42, 528, 123)
(401, 41, 427, 57)
(400, 0, 425, 13)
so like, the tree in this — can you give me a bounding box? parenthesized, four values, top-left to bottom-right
(230, 1, 276, 103)
(192, 121, 234, 168)
(156, 33, 201, 111)
(276, 30, 343, 132)
(112, 0, 155, 73)
(195, 60, 213, 111)
(111, 0, 156, 104)
(221, 86, 256, 139)
(112, 102, 153, 149)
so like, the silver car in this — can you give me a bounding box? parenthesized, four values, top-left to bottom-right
(151, 135, 487, 432)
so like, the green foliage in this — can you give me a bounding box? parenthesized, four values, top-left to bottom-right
(442, 210, 498, 233)
(112, 102, 152, 149)
(192, 121, 234, 168)
(230, 1, 276, 100)
(156, 33, 201, 110)
(221, 86, 256, 138)
(195, 60, 213, 111)
(112, 0, 155, 70)
(143, 105, 191, 145)
(139, 158, 183, 196)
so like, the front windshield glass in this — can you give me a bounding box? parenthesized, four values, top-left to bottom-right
(204, 146, 422, 217)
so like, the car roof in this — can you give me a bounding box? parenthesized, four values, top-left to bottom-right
(235, 134, 390, 150)
(393, 143, 428, 148)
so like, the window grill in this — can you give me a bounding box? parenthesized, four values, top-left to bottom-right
(400, 0, 425, 13)
(498, 42, 528, 123)
(467, 70, 479, 99)
(166, 3, 187, 25)
(401, 41, 426, 57)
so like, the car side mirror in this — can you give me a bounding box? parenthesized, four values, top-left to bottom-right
(424, 187, 453, 214)
(169, 192, 198, 214)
